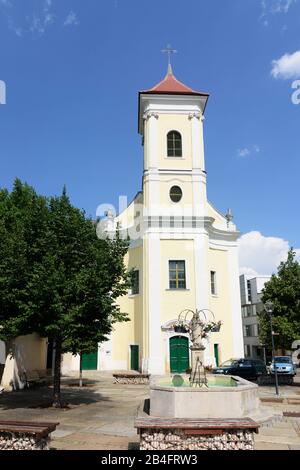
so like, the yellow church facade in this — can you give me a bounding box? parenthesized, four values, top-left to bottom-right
(96, 67, 244, 375)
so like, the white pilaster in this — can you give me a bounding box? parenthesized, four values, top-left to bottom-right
(189, 113, 207, 217)
(228, 245, 244, 357)
(194, 233, 212, 365)
(144, 112, 159, 216)
(192, 172, 207, 217)
(190, 113, 205, 170)
(144, 112, 158, 170)
(146, 235, 164, 374)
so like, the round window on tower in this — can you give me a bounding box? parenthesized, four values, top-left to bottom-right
(170, 186, 183, 203)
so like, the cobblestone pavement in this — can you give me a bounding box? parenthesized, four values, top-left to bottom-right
(0, 371, 299, 450)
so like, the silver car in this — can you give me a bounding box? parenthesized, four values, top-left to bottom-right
(270, 356, 297, 376)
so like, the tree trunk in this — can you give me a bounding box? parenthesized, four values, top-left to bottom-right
(79, 353, 83, 387)
(53, 340, 62, 408)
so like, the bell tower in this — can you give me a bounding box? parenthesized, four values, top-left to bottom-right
(138, 64, 209, 219)
(138, 64, 215, 374)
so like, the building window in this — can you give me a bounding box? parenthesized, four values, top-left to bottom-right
(242, 305, 255, 317)
(167, 131, 182, 157)
(169, 261, 186, 289)
(210, 271, 217, 295)
(170, 186, 183, 203)
(244, 325, 253, 337)
(247, 280, 252, 303)
(130, 270, 139, 295)
(244, 345, 251, 357)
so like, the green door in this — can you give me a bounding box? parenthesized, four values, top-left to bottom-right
(214, 344, 219, 367)
(130, 345, 139, 371)
(170, 336, 189, 373)
(82, 351, 98, 370)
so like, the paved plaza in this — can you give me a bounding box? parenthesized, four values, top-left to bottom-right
(0, 371, 299, 450)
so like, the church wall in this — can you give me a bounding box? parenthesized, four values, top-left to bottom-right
(207, 202, 228, 230)
(158, 174, 194, 210)
(110, 244, 144, 370)
(1, 334, 47, 390)
(208, 247, 234, 365)
(160, 239, 196, 323)
(143, 174, 195, 212)
(156, 114, 193, 170)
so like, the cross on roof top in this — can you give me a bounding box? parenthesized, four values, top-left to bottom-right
(161, 44, 177, 75)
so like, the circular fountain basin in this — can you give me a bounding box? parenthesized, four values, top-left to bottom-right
(150, 375, 261, 419)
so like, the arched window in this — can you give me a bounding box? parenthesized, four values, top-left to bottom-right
(167, 131, 182, 157)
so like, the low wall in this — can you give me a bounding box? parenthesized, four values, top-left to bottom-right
(140, 428, 255, 451)
(0, 421, 58, 450)
(113, 374, 150, 385)
(0, 433, 50, 450)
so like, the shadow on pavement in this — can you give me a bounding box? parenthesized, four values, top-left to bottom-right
(0, 381, 111, 410)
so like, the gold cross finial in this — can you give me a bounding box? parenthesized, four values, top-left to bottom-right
(161, 44, 177, 75)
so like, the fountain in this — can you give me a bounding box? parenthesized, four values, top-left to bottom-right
(135, 309, 280, 450)
(150, 309, 260, 420)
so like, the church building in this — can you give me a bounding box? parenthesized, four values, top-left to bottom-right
(1, 63, 245, 389)
(88, 64, 244, 375)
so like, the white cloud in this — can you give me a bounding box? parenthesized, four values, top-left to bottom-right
(238, 231, 300, 277)
(271, 51, 300, 79)
(260, 0, 297, 26)
(237, 145, 260, 158)
(237, 148, 250, 158)
(1, 1, 78, 36)
(270, 0, 297, 13)
(64, 11, 79, 27)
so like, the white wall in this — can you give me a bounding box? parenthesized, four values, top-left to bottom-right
(0, 341, 5, 364)
(250, 276, 270, 304)
(1, 334, 47, 390)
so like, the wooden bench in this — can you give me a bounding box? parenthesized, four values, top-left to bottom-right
(0, 421, 59, 450)
(135, 416, 259, 451)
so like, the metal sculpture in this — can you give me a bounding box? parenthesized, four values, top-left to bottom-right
(174, 309, 221, 388)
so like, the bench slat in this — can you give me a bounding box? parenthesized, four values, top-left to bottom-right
(0, 421, 59, 438)
(135, 417, 259, 431)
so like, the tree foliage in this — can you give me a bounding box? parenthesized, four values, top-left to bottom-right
(0, 180, 130, 405)
(258, 249, 300, 350)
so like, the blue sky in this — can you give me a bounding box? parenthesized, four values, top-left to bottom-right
(0, 0, 300, 274)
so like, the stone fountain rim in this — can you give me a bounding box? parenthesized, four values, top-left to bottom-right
(150, 374, 258, 393)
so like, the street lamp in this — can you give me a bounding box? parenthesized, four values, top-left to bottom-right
(264, 301, 279, 396)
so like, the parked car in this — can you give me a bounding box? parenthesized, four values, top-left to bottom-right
(212, 358, 267, 380)
(270, 356, 297, 376)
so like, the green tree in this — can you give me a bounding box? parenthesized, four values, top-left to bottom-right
(258, 249, 300, 351)
(0, 180, 130, 406)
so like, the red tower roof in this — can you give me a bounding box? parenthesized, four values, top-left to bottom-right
(138, 66, 210, 134)
(141, 65, 209, 97)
